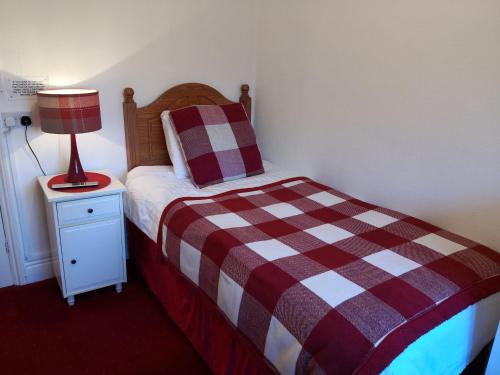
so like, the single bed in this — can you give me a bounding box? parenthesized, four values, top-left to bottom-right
(122, 83, 500, 374)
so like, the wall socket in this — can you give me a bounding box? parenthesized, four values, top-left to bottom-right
(1, 112, 33, 130)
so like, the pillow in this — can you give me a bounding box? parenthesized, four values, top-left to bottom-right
(160, 110, 189, 179)
(169, 103, 264, 188)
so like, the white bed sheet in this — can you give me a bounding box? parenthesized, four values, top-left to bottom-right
(124, 164, 499, 375)
(125, 161, 296, 242)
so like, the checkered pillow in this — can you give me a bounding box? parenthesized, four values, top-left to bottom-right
(169, 103, 264, 188)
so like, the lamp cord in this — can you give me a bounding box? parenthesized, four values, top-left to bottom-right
(24, 125, 46, 176)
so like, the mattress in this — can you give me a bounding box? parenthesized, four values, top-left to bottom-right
(125, 165, 500, 374)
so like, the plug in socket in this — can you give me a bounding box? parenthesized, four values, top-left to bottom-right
(1, 112, 33, 128)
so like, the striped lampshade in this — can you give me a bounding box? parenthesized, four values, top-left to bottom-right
(37, 89, 102, 134)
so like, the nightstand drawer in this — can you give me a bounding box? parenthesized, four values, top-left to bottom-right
(57, 195, 120, 226)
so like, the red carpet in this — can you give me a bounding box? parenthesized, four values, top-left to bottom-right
(0, 263, 211, 375)
(0, 262, 491, 375)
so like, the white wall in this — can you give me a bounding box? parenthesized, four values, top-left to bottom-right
(254, 1, 500, 250)
(0, 0, 257, 282)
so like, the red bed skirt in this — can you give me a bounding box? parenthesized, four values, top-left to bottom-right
(127, 221, 275, 375)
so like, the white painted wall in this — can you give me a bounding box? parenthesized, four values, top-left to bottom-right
(254, 1, 500, 250)
(0, 0, 257, 282)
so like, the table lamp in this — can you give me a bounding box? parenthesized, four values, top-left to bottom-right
(37, 89, 101, 185)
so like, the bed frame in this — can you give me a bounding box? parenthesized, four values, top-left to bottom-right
(121, 82, 273, 375)
(122, 83, 251, 171)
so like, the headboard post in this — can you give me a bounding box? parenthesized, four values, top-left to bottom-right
(123, 88, 137, 171)
(239, 84, 252, 121)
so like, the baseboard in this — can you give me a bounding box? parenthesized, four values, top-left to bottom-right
(24, 257, 54, 284)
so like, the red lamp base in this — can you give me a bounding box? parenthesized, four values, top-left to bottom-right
(48, 172, 111, 193)
(66, 133, 87, 183)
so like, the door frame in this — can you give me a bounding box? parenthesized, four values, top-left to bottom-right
(0, 204, 14, 286)
(0, 129, 27, 285)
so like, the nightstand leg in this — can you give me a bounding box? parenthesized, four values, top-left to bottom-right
(115, 283, 123, 293)
(67, 295, 75, 306)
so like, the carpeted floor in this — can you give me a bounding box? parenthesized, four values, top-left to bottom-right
(0, 262, 491, 375)
(0, 263, 211, 375)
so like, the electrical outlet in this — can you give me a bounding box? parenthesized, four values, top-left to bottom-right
(1, 111, 33, 130)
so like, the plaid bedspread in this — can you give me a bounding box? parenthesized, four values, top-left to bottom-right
(158, 177, 500, 374)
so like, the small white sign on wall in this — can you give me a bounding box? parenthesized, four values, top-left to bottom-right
(0, 73, 48, 101)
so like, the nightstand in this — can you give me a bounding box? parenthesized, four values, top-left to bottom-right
(38, 171, 127, 306)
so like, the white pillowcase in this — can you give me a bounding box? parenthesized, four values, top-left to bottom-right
(160, 110, 189, 178)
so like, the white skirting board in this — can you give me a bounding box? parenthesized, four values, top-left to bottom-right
(486, 323, 500, 375)
(24, 257, 54, 283)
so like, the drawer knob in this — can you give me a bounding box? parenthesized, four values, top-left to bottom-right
(87, 208, 94, 214)
(70, 259, 77, 265)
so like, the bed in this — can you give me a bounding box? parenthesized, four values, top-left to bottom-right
(122, 83, 500, 374)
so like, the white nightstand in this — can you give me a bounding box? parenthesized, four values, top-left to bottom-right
(38, 171, 127, 306)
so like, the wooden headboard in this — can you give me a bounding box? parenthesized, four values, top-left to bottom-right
(122, 83, 251, 171)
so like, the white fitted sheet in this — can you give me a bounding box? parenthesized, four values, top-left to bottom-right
(382, 292, 499, 374)
(124, 164, 500, 374)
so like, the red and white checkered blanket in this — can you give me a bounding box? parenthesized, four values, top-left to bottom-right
(158, 177, 500, 374)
